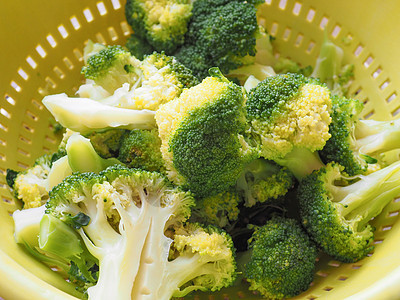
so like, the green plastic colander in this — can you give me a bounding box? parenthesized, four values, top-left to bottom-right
(1, 0, 400, 299)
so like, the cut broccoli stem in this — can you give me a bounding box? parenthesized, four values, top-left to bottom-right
(66, 133, 122, 173)
(331, 161, 400, 230)
(354, 119, 400, 157)
(273, 147, 325, 180)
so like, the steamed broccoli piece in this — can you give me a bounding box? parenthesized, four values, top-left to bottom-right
(66, 133, 122, 173)
(175, 0, 264, 79)
(125, 34, 154, 60)
(46, 165, 235, 299)
(274, 57, 313, 76)
(81, 45, 142, 93)
(246, 73, 332, 180)
(236, 159, 294, 207)
(155, 68, 258, 198)
(117, 128, 165, 172)
(244, 216, 317, 299)
(42, 93, 156, 134)
(6, 153, 64, 208)
(38, 214, 98, 292)
(311, 33, 354, 97)
(125, 0, 193, 54)
(94, 52, 199, 111)
(84, 129, 126, 159)
(298, 161, 400, 262)
(190, 189, 241, 228)
(132, 52, 199, 110)
(320, 96, 400, 176)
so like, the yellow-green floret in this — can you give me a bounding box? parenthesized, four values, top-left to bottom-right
(156, 68, 258, 198)
(125, 0, 193, 54)
(81, 45, 142, 93)
(298, 161, 400, 262)
(244, 216, 317, 299)
(246, 73, 332, 160)
(320, 95, 400, 176)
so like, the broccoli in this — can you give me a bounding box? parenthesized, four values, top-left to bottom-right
(311, 32, 354, 97)
(84, 128, 126, 159)
(274, 57, 313, 77)
(117, 128, 165, 172)
(320, 96, 400, 176)
(125, 0, 193, 54)
(125, 34, 154, 60)
(175, 0, 265, 79)
(236, 159, 294, 207)
(87, 51, 199, 111)
(190, 189, 241, 229)
(42, 93, 156, 134)
(65, 133, 122, 173)
(298, 161, 400, 262)
(81, 45, 142, 93)
(246, 73, 332, 179)
(46, 165, 236, 299)
(128, 52, 199, 110)
(7, 153, 59, 208)
(155, 68, 258, 198)
(38, 214, 98, 292)
(244, 216, 317, 299)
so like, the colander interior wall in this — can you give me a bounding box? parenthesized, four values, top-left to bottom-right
(1, 0, 400, 299)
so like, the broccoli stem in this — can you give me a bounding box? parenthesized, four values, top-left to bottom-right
(331, 161, 400, 230)
(355, 119, 400, 156)
(273, 147, 325, 180)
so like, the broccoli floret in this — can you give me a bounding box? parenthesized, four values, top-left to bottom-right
(236, 159, 294, 207)
(190, 189, 241, 229)
(298, 161, 400, 262)
(125, 34, 154, 60)
(46, 165, 235, 299)
(84, 128, 126, 159)
(125, 0, 193, 54)
(8, 154, 55, 208)
(244, 216, 317, 299)
(81, 45, 142, 93)
(175, 0, 264, 79)
(129, 52, 199, 110)
(246, 73, 331, 179)
(320, 96, 400, 176)
(311, 33, 354, 97)
(155, 68, 259, 198)
(117, 128, 165, 172)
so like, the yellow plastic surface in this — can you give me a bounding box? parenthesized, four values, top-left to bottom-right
(1, 0, 400, 299)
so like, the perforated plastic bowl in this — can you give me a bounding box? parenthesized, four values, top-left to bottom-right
(1, 0, 400, 299)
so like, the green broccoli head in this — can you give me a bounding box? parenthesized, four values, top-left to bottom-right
(125, 0, 193, 54)
(117, 128, 165, 172)
(81, 45, 142, 93)
(125, 34, 154, 60)
(169, 222, 237, 297)
(298, 161, 400, 262)
(7, 153, 62, 209)
(246, 73, 332, 160)
(320, 95, 400, 176)
(244, 216, 317, 299)
(236, 158, 294, 207)
(155, 68, 259, 198)
(190, 189, 241, 229)
(175, 0, 263, 79)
